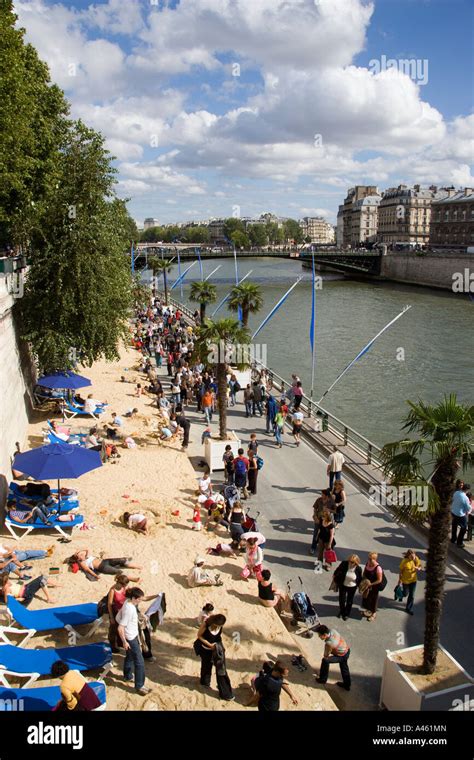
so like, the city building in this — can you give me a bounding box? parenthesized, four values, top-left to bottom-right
(336, 205, 344, 248)
(429, 188, 474, 249)
(208, 219, 226, 242)
(342, 186, 379, 247)
(350, 195, 381, 246)
(143, 218, 160, 229)
(300, 217, 335, 244)
(377, 185, 453, 246)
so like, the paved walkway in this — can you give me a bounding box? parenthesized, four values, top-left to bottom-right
(178, 393, 474, 710)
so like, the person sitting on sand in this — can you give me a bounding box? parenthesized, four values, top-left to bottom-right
(187, 557, 223, 587)
(1, 571, 60, 607)
(51, 661, 102, 711)
(67, 550, 141, 581)
(198, 470, 213, 498)
(257, 569, 285, 608)
(122, 512, 149, 535)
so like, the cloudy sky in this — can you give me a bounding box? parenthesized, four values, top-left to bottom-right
(15, 0, 473, 225)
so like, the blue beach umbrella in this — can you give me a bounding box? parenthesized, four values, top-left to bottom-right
(37, 372, 91, 390)
(13, 443, 102, 513)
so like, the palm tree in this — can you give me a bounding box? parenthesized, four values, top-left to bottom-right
(189, 281, 217, 322)
(380, 395, 473, 674)
(148, 256, 173, 305)
(227, 282, 264, 327)
(194, 318, 250, 439)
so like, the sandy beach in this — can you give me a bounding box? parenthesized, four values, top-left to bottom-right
(2, 343, 337, 712)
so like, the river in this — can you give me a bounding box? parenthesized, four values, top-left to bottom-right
(146, 257, 473, 452)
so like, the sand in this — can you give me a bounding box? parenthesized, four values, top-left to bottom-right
(392, 647, 471, 694)
(1, 343, 337, 712)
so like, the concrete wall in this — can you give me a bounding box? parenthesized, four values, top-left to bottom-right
(0, 274, 36, 503)
(380, 252, 473, 290)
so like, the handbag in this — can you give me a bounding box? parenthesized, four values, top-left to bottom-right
(241, 565, 251, 579)
(394, 583, 404, 602)
(329, 578, 339, 592)
(359, 578, 371, 597)
(323, 548, 337, 564)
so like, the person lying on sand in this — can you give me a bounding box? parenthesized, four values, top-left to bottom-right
(122, 512, 149, 535)
(67, 550, 141, 582)
(1, 571, 60, 607)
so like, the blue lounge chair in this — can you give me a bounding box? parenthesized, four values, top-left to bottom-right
(1, 596, 102, 647)
(0, 681, 106, 711)
(5, 512, 84, 540)
(8, 481, 79, 508)
(63, 399, 106, 420)
(0, 642, 112, 687)
(44, 420, 88, 446)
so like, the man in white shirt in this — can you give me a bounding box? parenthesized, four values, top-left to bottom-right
(84, 395, 101, 414)
(116, 588, 150, 695)
(292, 410, 304, 447)
(327, 446, 345, 490)
(187, 557, 222, 587)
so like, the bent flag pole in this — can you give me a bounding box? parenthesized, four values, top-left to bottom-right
(210, 270, 253, 317)
(316, 305, 412, 405)
(205, 265, 222, 282)
(171, 261, 196, 290)
(252, 277, 303, 339)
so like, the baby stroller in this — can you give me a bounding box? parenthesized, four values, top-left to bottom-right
(242, 508, 260, 533)
(287, 577, 320, 638)
(222, 484, 239, 511)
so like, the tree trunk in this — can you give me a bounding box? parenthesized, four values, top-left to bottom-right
(200, 303, 206, 323)
(217, 362, 228, 440)
(242, 306, 249, 327)
(422, 458, 457, 674)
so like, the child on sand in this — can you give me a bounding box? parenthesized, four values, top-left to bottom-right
(197, 603, 214, 625)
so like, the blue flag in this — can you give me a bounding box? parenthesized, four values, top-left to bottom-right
(309, 252, 316, 353)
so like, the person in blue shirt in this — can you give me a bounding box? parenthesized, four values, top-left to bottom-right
(265, 394, 278, 434)
(451, 482, 472, 548)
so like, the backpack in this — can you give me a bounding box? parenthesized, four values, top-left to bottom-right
(377, 566, 388, 592)
(234, 458, 247, 478)
(256, 456, 264, 471)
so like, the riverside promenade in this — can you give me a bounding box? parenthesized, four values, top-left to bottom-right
(165, 296, 474, 710)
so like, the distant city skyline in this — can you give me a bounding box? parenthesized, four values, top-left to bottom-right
(15, 0, 474, 225)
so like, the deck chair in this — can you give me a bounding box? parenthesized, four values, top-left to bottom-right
(33, 387, 67, 407)
(45, 421, 88, 446)
(0, 642, 112, 687)
(0, 596, 102, 647)
(0, 681, 106, 711)
(8, 482, 79, 507)
(63, 400, 106, 420)
(4, 512, 84, 540)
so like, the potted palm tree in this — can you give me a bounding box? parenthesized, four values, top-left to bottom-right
(379, 395, 474, 710)
(189, 281, 217, 323)
(227, 282, 264, 327)
(194, 318, 250, 470)
(148, 256, 173, 306)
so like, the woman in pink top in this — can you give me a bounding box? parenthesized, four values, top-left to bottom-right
(106, 573, 138, 652)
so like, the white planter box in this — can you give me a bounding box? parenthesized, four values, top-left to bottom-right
(204, 433, 241, 473)
(380, 644, 474, 711)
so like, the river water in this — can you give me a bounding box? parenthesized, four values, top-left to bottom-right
(146, 257, 473, 452)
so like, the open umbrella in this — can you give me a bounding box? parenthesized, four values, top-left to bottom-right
(37, 372, 91, 390)
(13, 443, 102, 513)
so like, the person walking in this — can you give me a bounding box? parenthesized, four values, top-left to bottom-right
(274, 408, 285, 448)
(243, 384, 254, 418)
(202, 389, 213, 424)
(292, 408, 304, 447)
(327, 445, 345, 490)
(233, 448, 249, 499)
(361, 552, 384, 622)
(116, 587, 151, 695)
(265, 394, 278, 434)
(247, 451, 258, 496)
(451, 482, 471, 548)
(106, 573, 131, 653)
(176, 406, 191, 450)
(314, 625, 351, 691)
(398, 549, 422, 615)
(195, 614, 234, 700)
(331, 480, 347, 527)
(332, 555, 362, 620)
(255, 661, 298, 711)
(315, 509, 335, 572)
(222, 445, 235, 485)
(310, 489, 335, 555)
(292, 381, 304, 411)
(252, 382, 263, 416)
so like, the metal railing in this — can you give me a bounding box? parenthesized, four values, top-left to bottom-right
(157, 292, 384, 469)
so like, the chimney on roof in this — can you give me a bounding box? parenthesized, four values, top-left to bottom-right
(413, 184, 420, 192)
(464, 188, 473, 196)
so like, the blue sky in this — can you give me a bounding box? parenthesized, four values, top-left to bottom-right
(15, 0, 473, 225)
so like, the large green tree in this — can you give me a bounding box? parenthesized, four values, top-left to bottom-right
(248, 224, 268, 248)
(194, 318, 250, 439)
(19, 122, 134, 372)
(283, 219, 304, 245)
(189, 281, 217, 322)
(380, 395, 473, 674)
(228, 282, 264, 327)
(0, 2, 69, 248)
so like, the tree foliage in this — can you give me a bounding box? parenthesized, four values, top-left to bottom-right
(19, 122, 134, 372)
(228, 282, 264, 327)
